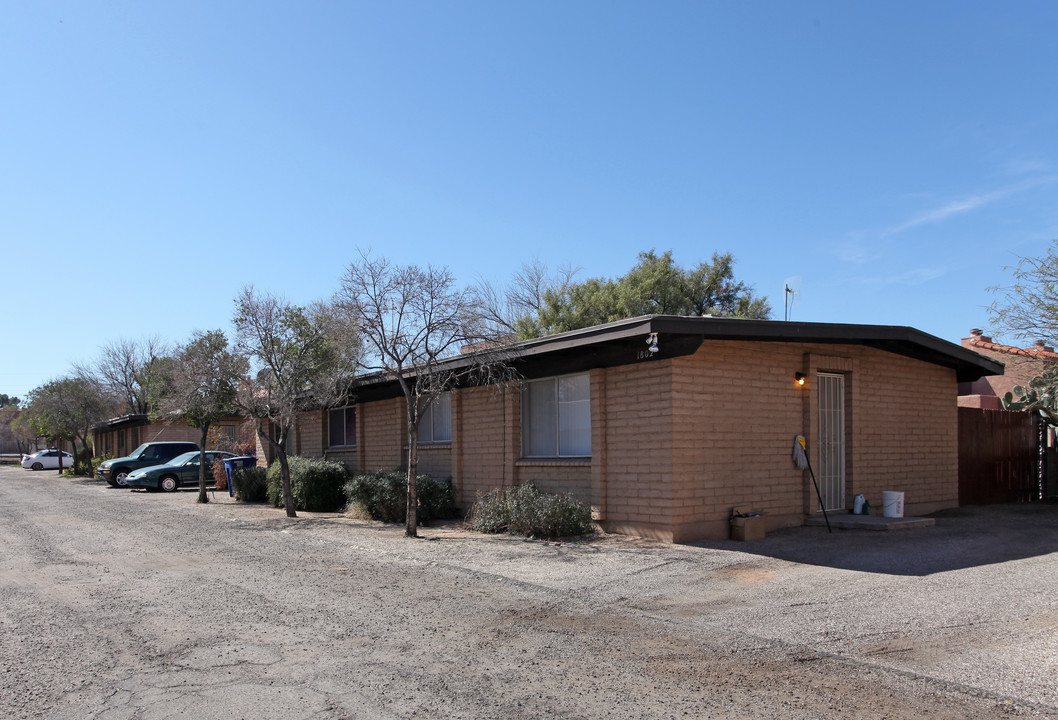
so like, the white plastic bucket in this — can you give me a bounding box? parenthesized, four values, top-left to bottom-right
(882, 491, 904, 518)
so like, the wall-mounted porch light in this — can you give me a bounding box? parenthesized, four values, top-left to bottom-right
(646, 333, 659, 354)
(795, 372, 807, 387)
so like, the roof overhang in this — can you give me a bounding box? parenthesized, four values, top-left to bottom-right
(345, 315, 1002, 402)
(91, 414, 150, 433)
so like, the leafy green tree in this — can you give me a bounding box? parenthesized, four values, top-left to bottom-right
(157, 330, 248, 503)
(233, 287, 357, 518)
(518, 250, 770, 337)
(15, 378, 111, 474)
(0, 394, 21, 407)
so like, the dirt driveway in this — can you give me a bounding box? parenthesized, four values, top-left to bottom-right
(1, 464, 1056, 719)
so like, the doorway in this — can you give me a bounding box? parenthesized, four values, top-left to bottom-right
(817, 373, 846, 511)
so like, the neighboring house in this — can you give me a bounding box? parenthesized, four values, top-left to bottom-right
(958, 328, 1058, 503)
(959, 328, 1058, 409)
(276, 315, 1001, 543)
(93, 414, 253, 458)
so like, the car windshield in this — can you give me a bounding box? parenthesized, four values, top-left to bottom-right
(128, 444, 151, 460)
(171, 451, 200, 466)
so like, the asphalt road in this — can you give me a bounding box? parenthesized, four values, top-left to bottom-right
(2, 463, 1057, 719)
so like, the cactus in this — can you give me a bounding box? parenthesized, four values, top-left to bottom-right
(1001, 376, 1058, 425)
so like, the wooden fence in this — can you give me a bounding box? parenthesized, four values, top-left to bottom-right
(958, 407, 1040, 505)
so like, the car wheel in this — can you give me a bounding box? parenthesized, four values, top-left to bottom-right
(115, 470, 130, 487)
(31, 462, 43, 471)
(160, 475, 179, 493)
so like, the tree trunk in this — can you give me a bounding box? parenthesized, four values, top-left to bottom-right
(405, 425, 418, 537)
(56, 437, 65, 475)
(75, 431, 93, 477)
(197, 424, 211, 504)
(278, 429, 296, 518)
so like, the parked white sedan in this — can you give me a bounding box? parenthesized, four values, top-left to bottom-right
(21, 450, 75, 470)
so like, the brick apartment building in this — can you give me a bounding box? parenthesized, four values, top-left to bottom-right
(93, 414, 252, 458)
(275, 315, 1001, 543)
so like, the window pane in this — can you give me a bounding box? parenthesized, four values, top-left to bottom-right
(328, 409, 345, 447)
(344, 407, 356, 446)
(420, 400, 435, 443)
(525, 380, 557, 456)
(432, 394, 451, 442)
(558, 374, 590, 455)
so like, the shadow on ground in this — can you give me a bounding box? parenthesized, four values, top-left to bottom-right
(691, 503, 1058, 576)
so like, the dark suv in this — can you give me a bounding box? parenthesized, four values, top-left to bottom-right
(97, 442, 200, 487)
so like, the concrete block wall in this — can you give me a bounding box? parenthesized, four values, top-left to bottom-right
(360, 397, 405, 471)
(592, 362, 677, 541)
(417, 445, 453, 479)
(669, 341, 808, 542)
(842, 349, 957, 516)
(455, 385, 513, 505)
(661, 341, 960, 541)
(298, 411, 325, 459)
(283, 339, 961, 543)
(515, 459, 591, 500)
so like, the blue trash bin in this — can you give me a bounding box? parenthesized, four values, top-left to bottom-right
(223, 456, 258, 497)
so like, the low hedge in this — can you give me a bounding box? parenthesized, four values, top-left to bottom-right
(232, 466, 269, 503)
(344, 470, 457, 524)
(468, 483, 594, 539)
(265, 456, 350, 512)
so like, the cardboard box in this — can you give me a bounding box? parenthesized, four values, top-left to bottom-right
(730, 505, 766, 541)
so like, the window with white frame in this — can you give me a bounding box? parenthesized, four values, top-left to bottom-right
(419, 393, 452, 443)
(328, 406, 356, 448)
(521, 373, 590, 457)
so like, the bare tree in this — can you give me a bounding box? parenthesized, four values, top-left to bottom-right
(77, 337, 174, 416)
(989, 240, 1058, 418)
(989, 241, 1058, 346)
(233, 287, 356, 517)
(157, 330, 248, 503)
(337, 250, 510, 537)
(478, 259, 580, 338)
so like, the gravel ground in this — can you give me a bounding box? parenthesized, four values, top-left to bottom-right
(1, 463, 1056, 719)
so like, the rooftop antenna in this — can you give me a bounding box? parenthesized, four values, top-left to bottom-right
(783, 276, 802, 322)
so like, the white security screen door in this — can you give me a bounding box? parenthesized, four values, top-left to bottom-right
(817, 373, 846, 511)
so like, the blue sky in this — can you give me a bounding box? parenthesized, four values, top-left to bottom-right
(5, 1, 1058, 400)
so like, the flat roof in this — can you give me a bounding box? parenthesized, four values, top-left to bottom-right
(349, 315, 1003, 400)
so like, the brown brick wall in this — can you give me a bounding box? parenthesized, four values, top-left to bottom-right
(663, 341, 959, 541)
(417, 445, 453, 478)
(666, 342, 809, 541)
(284, 339, 960, 543)
(843, 349, 957, 517)
(593, 362, 676, 541)
(456, 385, 513, 505)
(299, 411, 325, 458)
(361, 397, 405, 471)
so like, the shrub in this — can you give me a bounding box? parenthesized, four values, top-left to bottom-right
(468, 483, 594, 539)
(266, 456, 350, 512)
(232, 466, 269, 503)
(212, 459, 228, 490)
(344, 470, 457, 524)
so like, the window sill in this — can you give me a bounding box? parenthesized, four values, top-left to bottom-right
(325, 446, 357, 452)
(516, 457, 591, 467)
(418, 443, 452, 450)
